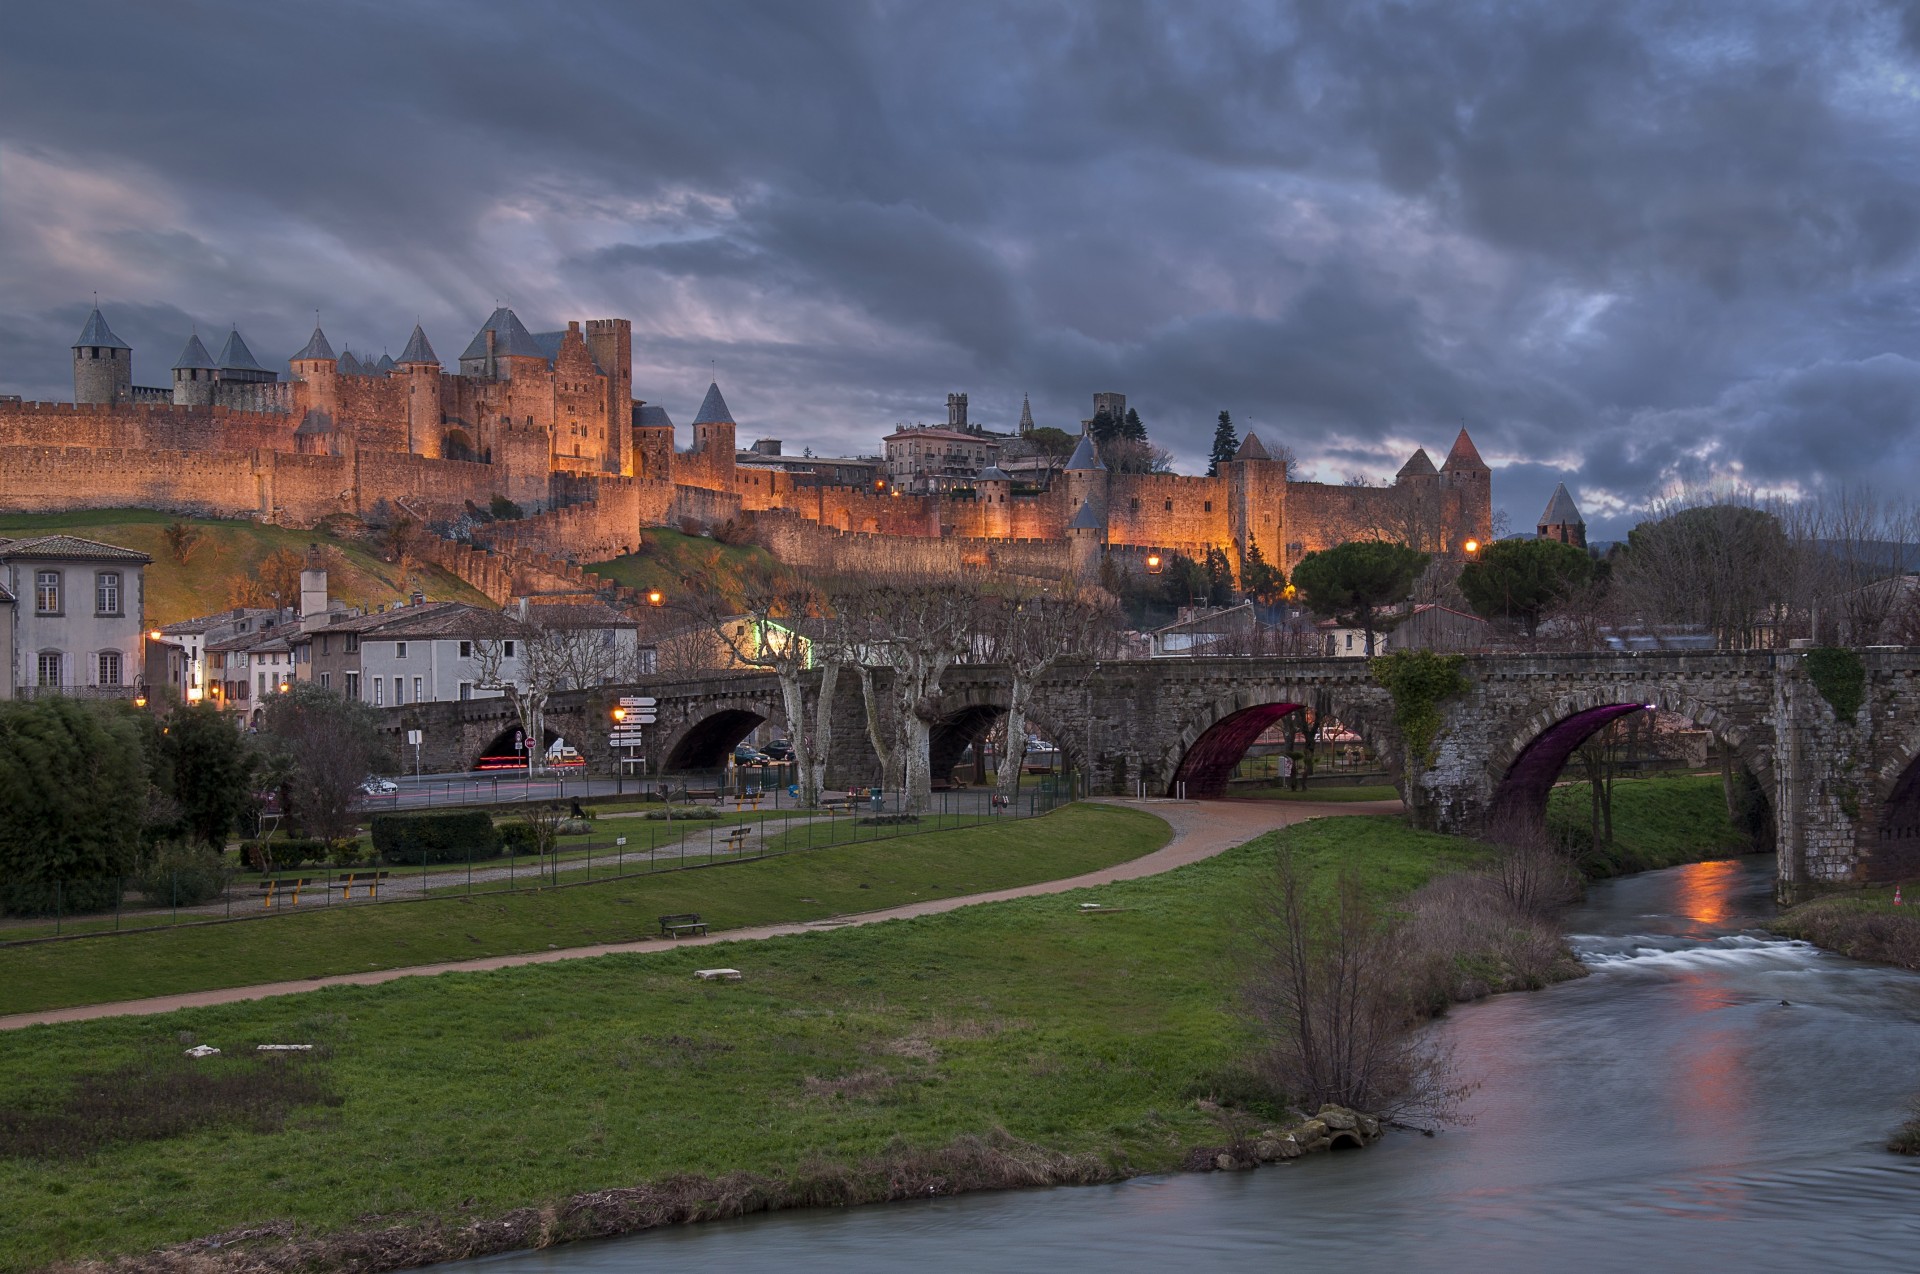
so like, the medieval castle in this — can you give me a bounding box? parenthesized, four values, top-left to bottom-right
(7, 307, 1492, 587)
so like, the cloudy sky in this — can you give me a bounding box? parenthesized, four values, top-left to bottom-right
(4, 1, 1920, 539)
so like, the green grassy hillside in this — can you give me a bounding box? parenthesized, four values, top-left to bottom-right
(589, 527, 779, 608)
(0, 510, 490, 625)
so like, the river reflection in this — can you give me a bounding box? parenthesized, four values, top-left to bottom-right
(466, 856, 1920, 1273)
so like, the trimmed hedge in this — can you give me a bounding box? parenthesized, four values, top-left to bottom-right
(370, 810, 502, 866)
(498, 823, 538, 855)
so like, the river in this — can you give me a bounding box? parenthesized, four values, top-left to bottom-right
(468, 856, 1920, 1272)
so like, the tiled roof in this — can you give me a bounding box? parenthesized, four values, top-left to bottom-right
(217, 330, 268, 373)
(1441, 428, 1489, 474)
(74, 308, 131, 351)
(398, 324, 438, 365)
(1235, 432, 1271, 461)
(459, 307, 549, 362)
(172, 334, 218, 372)
(0, 534, 152, 563)
(1397, 448, 1438, 478)
(1539, 482, 1585, 527)
(692, 381, 735, 426)
(293, 326, 336, 362)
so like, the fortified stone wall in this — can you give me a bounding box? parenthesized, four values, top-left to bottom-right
(755, 510, 1072, 581)
(0, 445, 262, 517)
(0, 401, 298, 454)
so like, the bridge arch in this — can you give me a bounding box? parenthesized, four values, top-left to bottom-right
(925, 685, 1080, 787)
(1163, 685, 1390, 799)
(1486, 688, 1775, 841)
(659, 698, 776, 772)
(1862, 726, 1920, 882)
(472, 722, 563, 771)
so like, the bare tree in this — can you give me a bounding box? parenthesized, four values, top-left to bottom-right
(258, 682, 381, 845)
(468, 599, 631, 774)
(1784, 486, 1920, 644)
(519, 803, 567, 886)
(974, 577, 1123, 802)
(1609, 491, 1794, 649)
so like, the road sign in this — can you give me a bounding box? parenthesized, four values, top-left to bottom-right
(627, 713, 658, 724)
(618, 696, 658, 708)
(609, 732, 646, 746)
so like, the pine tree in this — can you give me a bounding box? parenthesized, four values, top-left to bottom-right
(1208, 410, 1239, 477)
(1089, 408, 1120, 443)
(1241, 537, 1287, 609)
(1121, 407, 1147, 442)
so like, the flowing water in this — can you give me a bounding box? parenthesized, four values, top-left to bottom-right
(469, 856, 1920, 1272)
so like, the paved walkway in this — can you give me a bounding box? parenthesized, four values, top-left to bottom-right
(0, 797, 1399, 1031)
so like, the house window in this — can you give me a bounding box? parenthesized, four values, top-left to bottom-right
(97, 652, 122, 687)
(95, 572, 121, 616)
(413, 676, 423, 703)
(503, 640, 516, 658)
(259, 672, 269, 697)
(35, 571, 60, 614)
(458, 681, 472, 701)
(345, 671, 360, 699)
(395, 641, 408, 660)
(320, 634, 330, 655)
(373, 678, 384, 706)
(345, 633, 359, 653)
(458, 640, 472, 658)
(1344, 633, 1354, 652)
(36, 652, 62, 686)
(393, 677, 405, 705)
(319, 672, 332, 689)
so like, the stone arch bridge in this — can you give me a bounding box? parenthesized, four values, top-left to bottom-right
(388, 650, 1920, 898)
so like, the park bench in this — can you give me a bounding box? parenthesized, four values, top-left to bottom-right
(818, 792, 853, 812)
(329, 870, 391, 900)
(684, 787, 719, 803)
(658, 912, 708, 938)
(722, 825, 753, 853)
(257, 877, 313, 908)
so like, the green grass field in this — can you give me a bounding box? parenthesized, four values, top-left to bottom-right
(588, 528, 779, 608)
(0, 509, 488, 625)
(0, 804, 1167, 1015)
(0, 813, 1481, 1272)
(1546, 773, 1751, 877)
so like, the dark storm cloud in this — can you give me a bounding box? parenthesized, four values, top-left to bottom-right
(4, 0, 1920, 539)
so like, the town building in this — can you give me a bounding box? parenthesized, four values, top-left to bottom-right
(0, 535, 152, 699)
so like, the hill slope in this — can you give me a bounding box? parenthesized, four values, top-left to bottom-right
(588, 528, 778, 610)
(0, 509, 490, 625)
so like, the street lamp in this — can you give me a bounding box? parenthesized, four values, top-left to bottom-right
(1145, 553, 1163, 575)
(1463, 539, 1480, 556)
(646, 588, 664, 607)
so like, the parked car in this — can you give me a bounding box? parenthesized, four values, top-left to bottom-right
(761, 739, 794, 761)
(733, 744, 769, 766)
(359, 776, 399, 797)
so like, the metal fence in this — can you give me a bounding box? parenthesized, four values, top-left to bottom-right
(1, 779, 1077, 946)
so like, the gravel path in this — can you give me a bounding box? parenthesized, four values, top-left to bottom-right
(0, 798, 1399, 1031)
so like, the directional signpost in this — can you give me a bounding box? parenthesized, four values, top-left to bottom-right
(610, 696, 656, 773)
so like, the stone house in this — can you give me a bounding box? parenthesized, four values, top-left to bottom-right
(0, 535, 152, 699)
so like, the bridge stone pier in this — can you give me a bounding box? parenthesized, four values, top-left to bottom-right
(384, 649, 1920, 899)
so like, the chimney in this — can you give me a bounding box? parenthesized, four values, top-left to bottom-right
(410, 590, 424, 607)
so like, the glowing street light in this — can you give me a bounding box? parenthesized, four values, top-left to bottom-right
(1463, 539, 1480, 556)
(646, 588, 664, 607)
(1145, 553, 1164, 575)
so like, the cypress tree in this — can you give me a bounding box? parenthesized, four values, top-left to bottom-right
(1208, 410, 1239, 476)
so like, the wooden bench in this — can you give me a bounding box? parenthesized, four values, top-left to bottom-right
(818, 793, 853, 812)
(329, 870, 391, 900)
(684, 788, 719, 803)
(257, 877, 313, 908)
(658, 912, 708, 938)
(721, 825, 752, 852)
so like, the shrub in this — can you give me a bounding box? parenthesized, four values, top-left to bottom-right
(370, 810, 501, 865)
(327, 839, 366, 867)
(643, 808, 720, 821)
(0, 697, 146, 916)
(132, 845, 231, 908)
(498, 823, 539, 855)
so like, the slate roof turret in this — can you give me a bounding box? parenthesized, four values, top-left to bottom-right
(1441, 428, 1489, 474)
(1539, 482, 1585, 528)
(292, 326, 335, 362)
(635, 404, 676, 431)
(1397, 448, 1438, 478)
(1065, 429, 1105, 472)
(977, 464, 1011, 482)
(216, 330, 268, 373)
(73, 308, 130, 351)
(692, 381, 735, 426)
(1068, 500, 1105, 531)
(172, 334, 218, 372)
(397, 324, 438, 365)
(375, 353, 396, 372)
(337, 350, 365, 376)
(459, 307, 548, 362)
(1234, 431, 1272, 462)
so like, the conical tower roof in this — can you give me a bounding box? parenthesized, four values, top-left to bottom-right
(73, 308, 130, 351)
(1441, 428, 1489, 474)
(692, 381, 735, 425)
(459, 307, 547, 362)
(977, 464, 1011, 482)
(1539, 482, 1585, 528)
(375, 353, 396, 372)
(1065, 429, 1105, 472)
(338, 350, 365, 376)
(172, 333, 217, 372)
(1018, 394, 1034, 432)
(1234, 431, 1271, 461)
(216, 329, 267, 373)
(397, 323, 438, 365)
(292, 326, 335, 362)
(1068, 500, 1104, 530)
(1396, 447, 1437, 478)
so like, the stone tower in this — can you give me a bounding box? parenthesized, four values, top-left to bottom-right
(72, 308, 132, 406)
(583, 318, 633, 475)
(1063, 427, 1108, 530)
(396, 323, 443, 458)
(1017, 393, 1035, 436)
(171, 334, 218, 407)
(1067, 497, 1106, 578)
(691, 380, 738, 487)
(1440, 428, 1493, 552)
(1538, 483, 1587, 548)
(215, 330, 274, 384)
(1226, 430, 1285, 571)
(289, 325, 339, 428)
(976, 463, 1012, 538)
(946, 392, 970, 433)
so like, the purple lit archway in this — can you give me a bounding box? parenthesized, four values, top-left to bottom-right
(1487, 702, 1648, 834)
(1168, 702, 1305, 798)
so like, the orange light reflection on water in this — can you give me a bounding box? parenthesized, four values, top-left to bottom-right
(1672, 858, 1741, 930)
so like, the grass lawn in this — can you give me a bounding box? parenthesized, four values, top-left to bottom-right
(588, 528, 780, 609)
(0, 508, 489, 625)
(1546, 773, 1751, 877)
(0, 804, 1168, 1016)
(0, 814, 1483, 1273)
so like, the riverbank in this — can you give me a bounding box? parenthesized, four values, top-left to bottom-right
(1548, 773, 1753, 878)
(1768, 888, 1920, 970)
(4, 812, 1505, 1273)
